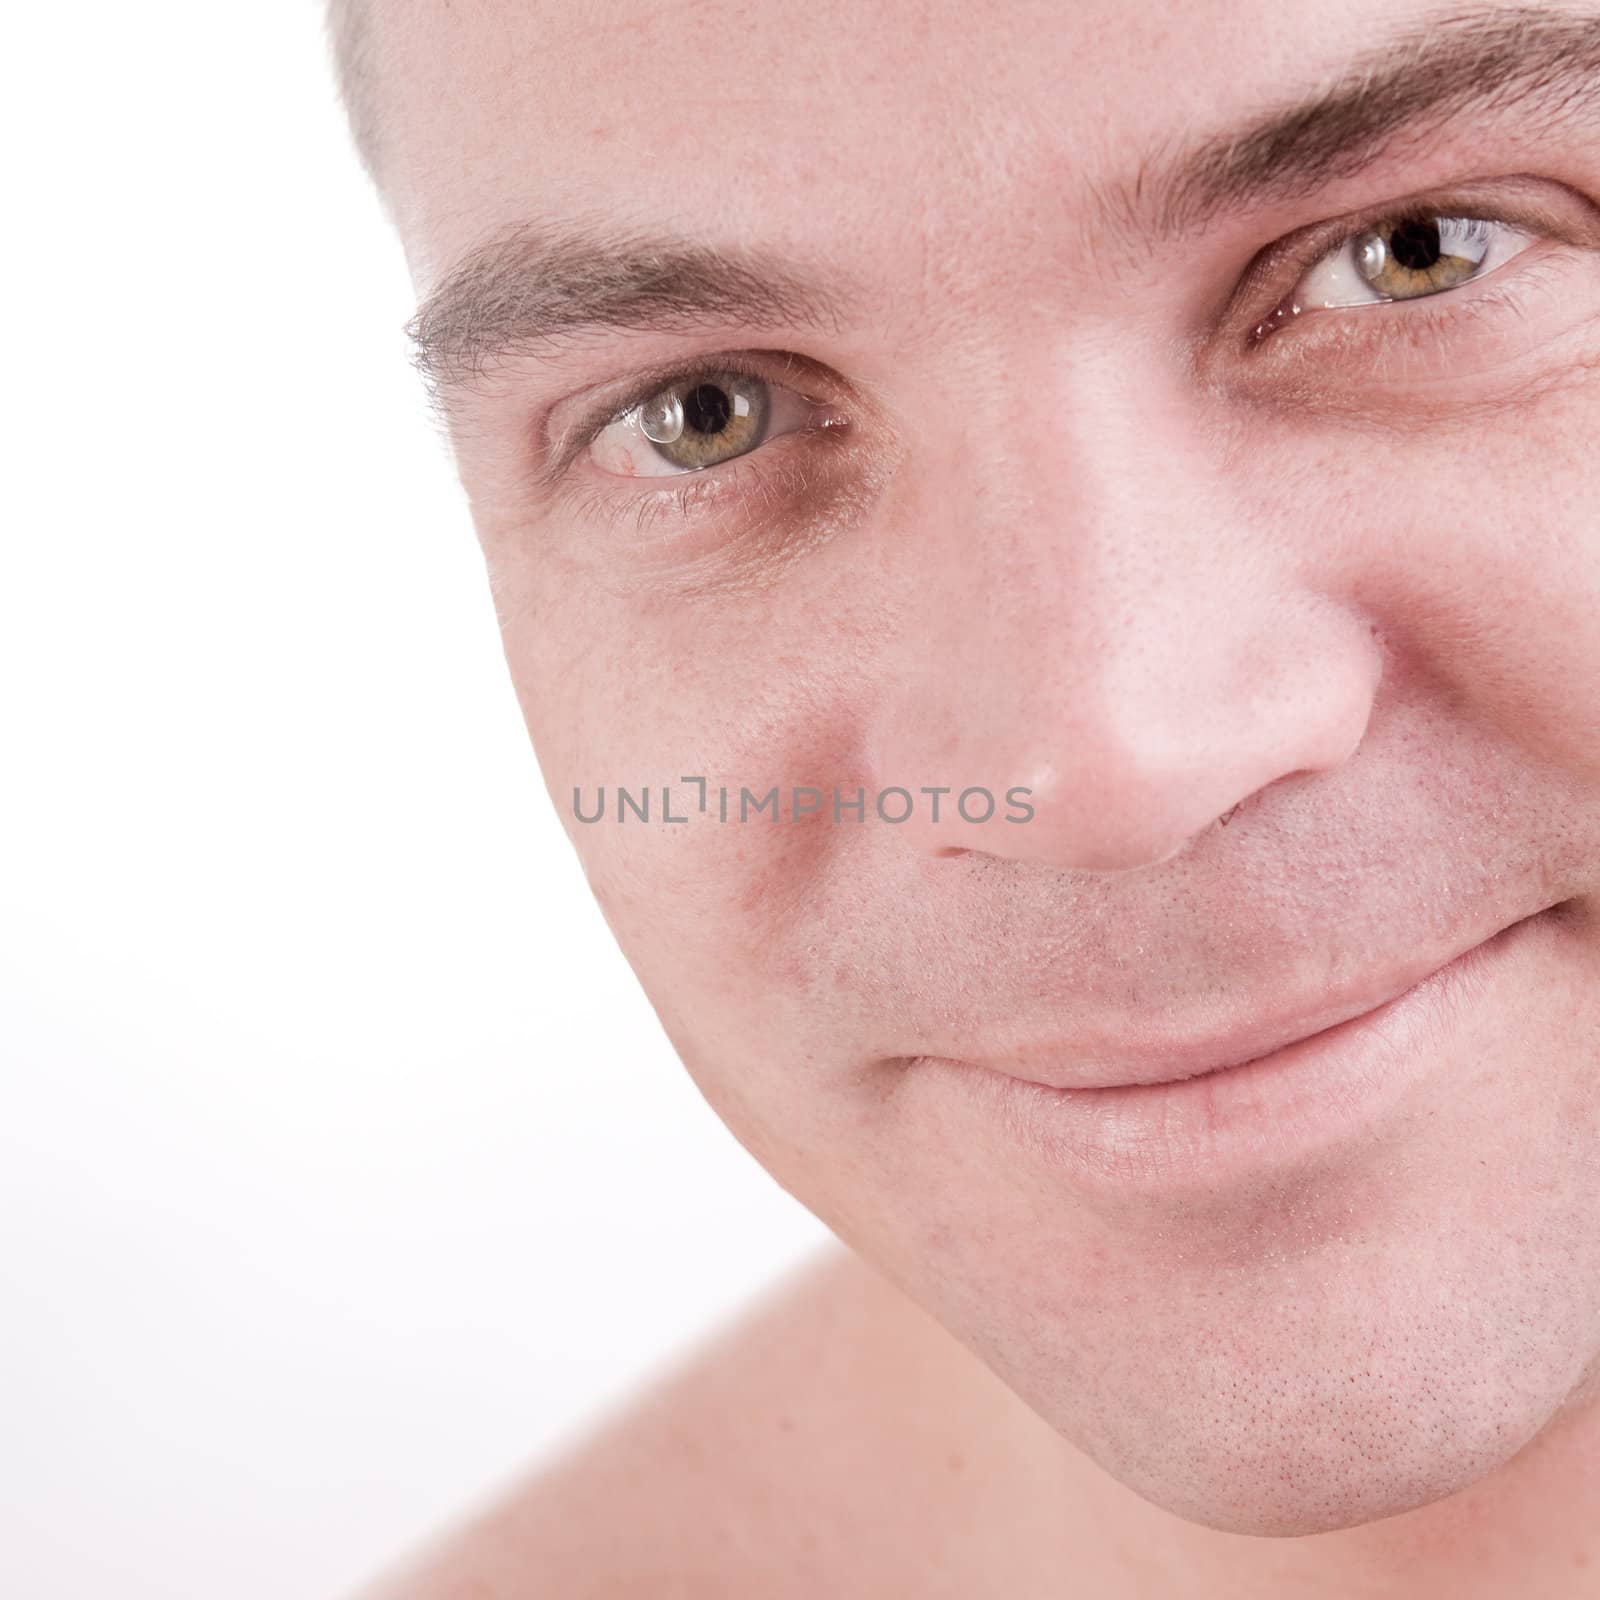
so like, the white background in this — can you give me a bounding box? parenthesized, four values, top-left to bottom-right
(0, 5, 828, 1595)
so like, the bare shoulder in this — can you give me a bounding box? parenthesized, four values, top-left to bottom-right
(348, 1243, 987, 1599)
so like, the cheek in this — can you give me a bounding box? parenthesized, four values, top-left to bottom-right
(477, 371, 1600, 1185)
(1257, 373, 1600, 776)
(492, 531, 909, 1073)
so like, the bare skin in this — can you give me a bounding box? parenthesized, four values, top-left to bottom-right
(355, 1244, 1055, 1599)
(355, 1240, 1600, 1598)
(338, 0, 1600, 1591)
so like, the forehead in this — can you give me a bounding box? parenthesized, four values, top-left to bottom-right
(376, 0, 1413, 277)
(376, 0, 1600, 367)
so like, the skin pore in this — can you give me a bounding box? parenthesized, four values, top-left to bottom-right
(345, 0, 1600, 1593)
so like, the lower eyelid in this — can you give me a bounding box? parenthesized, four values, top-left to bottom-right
(546, 431, 895, 597)
(562, 425, 832, 540)
(1232, 245, 1595, 400)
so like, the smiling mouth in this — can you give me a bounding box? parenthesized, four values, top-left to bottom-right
(901, 901, 1569, 1095)
(893, 901, 1572, 1188)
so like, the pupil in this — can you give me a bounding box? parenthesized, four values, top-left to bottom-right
(1389, 219, 1443, 272)
(683, 384, 732, 435)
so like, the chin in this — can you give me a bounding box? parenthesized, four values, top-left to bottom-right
(1096, 1396, 1548, 1538)
(1008, 1260, 1600, 1538)
(888, 1145, 1600, 1542)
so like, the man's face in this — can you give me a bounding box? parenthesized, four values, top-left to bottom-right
(377, 0, 1600, 1534)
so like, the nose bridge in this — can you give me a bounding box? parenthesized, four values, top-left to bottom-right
(921, 327, 1243, 609)
(891, 341, 1251, 716)
(870, 351, 1383, 870)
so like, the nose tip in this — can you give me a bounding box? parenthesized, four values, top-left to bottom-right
(879, 779, 1047, 855)
(869, 598, 1383, 875)
(883, 757, 1249, 872)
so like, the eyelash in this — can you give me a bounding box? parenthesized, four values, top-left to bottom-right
(547, 200, 1577, 528)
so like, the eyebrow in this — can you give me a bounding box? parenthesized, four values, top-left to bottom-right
(1129, 6, 1600, 241)
(408, 6, 1600, 395)
(408, 226, 859, 398)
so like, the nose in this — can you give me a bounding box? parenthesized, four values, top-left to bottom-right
(867, 383, 1384, 873)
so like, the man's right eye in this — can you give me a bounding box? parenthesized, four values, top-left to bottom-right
(586, 367, 819, 479)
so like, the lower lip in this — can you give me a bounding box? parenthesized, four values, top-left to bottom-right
(914, 909, 1555, 1192)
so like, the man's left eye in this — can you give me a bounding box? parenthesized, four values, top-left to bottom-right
(588, 369, 816, 478)
(1289, 212, 1538, 311)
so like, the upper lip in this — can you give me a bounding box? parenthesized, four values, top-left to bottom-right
(912, 905, 1551, 1092)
